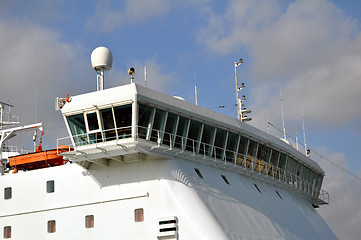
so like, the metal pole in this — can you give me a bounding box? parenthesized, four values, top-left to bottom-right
(234, 62, 240, 119)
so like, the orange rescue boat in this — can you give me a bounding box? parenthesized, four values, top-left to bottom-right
(9, 145, 72, 171)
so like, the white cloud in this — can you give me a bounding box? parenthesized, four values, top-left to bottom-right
(0, 19, 92, 149)
(86, 0, 171, 32)
(316, 149, 361, 240)
(197, 1, 361, 239)
(125, 57, 178, 93)
(86, 0, 213, 33)
(198, 0, 361, 127)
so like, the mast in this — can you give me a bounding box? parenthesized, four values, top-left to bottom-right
(234, 59, 251, 122)
(144, 66, 147, 87)
(194, 70, 198, 106)
(279, 82, 287, 139)
(302, 106, 309, 156)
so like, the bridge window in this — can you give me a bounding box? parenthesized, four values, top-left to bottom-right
(114, 104, 132, 138)
(277, 153, 287, 180)
(186, 120, 202, 152)
(225, 132, 238, 163)
(100, 108, 116, 141)
(86, 112, 102, 144)
(86, 112, 99, 131)
(256, 144, 270, 174)
(257, 144, 270, 163)
(67, 113, 87, 146)
(199, 124, 215, 157)
(269, 150, 279, 176)
(246, 140, 258, 169)
(138, 104, 154, 140)
(236, 136, 248, 166)
(278, 153, 287, 170)
(150, 109, 166, 143)
(163, 112, 178, 147)
(213, 128, 227, 160)
(174, 116, 189, 150)
(285, 158, 296, 183)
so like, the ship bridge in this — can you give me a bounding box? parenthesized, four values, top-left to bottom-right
(58, 83, 329, 207)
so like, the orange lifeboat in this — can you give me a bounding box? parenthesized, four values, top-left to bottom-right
(9, 145, 72, 171)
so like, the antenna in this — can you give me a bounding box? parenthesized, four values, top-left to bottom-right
(234, 58, 251, 122)
(194, 70, 198, 105)
(295, 126, 299, 151)
(302, 106, 309, 157)
(144, 66, 147, 87)
(266, 114, 270, 134)
(279, 81, 287, 139)
(91, 47, 113, 91)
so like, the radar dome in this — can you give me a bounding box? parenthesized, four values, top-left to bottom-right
(91, 47, 113, 71)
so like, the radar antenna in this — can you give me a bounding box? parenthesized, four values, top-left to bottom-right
(91, 47, 113, 91)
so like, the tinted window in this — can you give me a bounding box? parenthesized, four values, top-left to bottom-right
(114, 104, 132, 138)
(100, 108, 116, 141)
(138, 104, 154, 140)
(67, 113, 87, 145)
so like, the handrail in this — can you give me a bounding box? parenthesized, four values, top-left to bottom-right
(56, 125, 329, 205)
(138, 126, 329, 204)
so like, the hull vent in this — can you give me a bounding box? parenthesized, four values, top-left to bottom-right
(157, 216, 178, 239)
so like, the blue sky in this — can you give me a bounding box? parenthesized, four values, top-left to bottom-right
(0, 0, 360, 239)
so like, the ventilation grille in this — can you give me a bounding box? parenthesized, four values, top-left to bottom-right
(157, 216, 178, 239)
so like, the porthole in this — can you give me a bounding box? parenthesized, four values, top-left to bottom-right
(47, 220, 56, 233)
(3, 226, 11, 238)
(135, 208, 144, 222)
(47, 180, 54, 193)
(276, 191, 283, 199)
(254, 184, 262, 193)
(85, 215, 94, 228)
(4, 187, 12, 200)
(194, 168, 204, 179)
(221, 175, 230, 185)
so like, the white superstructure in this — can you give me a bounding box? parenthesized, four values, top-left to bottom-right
(0, 48, 338, 239)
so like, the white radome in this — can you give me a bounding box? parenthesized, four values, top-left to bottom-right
(91, 46, 113, 71)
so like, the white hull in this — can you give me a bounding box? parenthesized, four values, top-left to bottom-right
(1, 156, 337, 239)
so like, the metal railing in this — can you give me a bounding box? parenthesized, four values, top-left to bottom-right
(137, 126, 329, 204)
(56, 125, 329, 204)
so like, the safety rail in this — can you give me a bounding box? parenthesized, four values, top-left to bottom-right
(56, 125, 329, 205)
(56, 126, 132, 154)
(137, 126, 329, 205)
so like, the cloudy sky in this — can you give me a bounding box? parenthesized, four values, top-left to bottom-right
(0, 0, 360, 239)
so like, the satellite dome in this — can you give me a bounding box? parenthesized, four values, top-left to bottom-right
(91, 47, 113, 71)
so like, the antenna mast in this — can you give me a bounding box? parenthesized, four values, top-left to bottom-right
(302, 106, 309, 156)
(279, 82, 287, 139)
(144, 66, 147, 87)
(194, 70, 198, 106)
(234, 58, 251, 122)
(295, 127, 299, 150)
